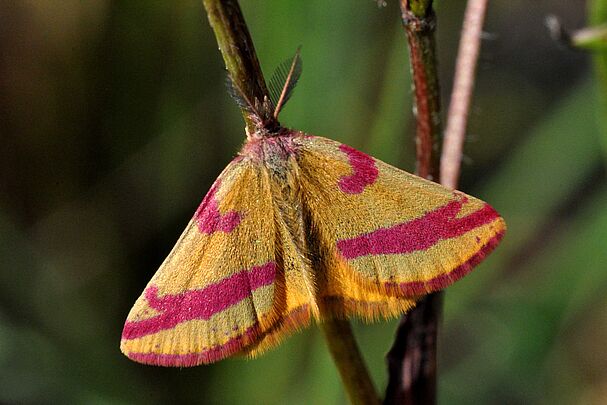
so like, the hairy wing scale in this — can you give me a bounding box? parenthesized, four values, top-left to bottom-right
(296, 135, 505, 299)
(121, 159, 284, 366)
(122, 132, 505, 365)
(246, 146, 420, 353)
(242, 162, 315, 357)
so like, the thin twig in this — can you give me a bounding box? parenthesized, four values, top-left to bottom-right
(440, 0, 489, 190)
(201, 1, 379, 404)
(546, 14, 607, 50)
(387, 1, 488, 402)
(384, 2, 442, 404)
(384, 294, 442, 405)
(401, 1, 441, 180)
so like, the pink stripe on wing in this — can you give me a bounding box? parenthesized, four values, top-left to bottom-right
(337, 197, 500, 259)
(122, 262, 276, 340)
(125, 304, 311, 366)
(338, 144, 379, 194)
(389, 231, 505, 295)
(127, 325, 259, 366)
(195, 180, 242, 234)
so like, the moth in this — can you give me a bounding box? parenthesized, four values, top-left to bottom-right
(121, 50, 505, 366)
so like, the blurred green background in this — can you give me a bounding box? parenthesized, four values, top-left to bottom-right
(1, 0, 606, 404)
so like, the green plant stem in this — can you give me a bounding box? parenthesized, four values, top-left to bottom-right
(319, 320, 381, 405)
(201, 1, 379, 404)
(571, 24, 607, 50)
(590, 0, 607, 32)
(202, 0, 270, 133)
(385, 2, 442, 404)
(589, 0, 607, 155)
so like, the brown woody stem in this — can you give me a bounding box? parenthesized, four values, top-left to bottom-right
(384, 294, 443, 405)
(384, 1, 442, 404)
(386, 1, 489, 404)
(201, 1, 379, 403)
(401, 0, 441, 181)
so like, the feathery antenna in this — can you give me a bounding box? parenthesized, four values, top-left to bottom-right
(225, 75, 260, 116)
(268, 47, 303, 119)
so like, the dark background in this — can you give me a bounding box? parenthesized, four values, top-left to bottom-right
(1, 0, 606, 403)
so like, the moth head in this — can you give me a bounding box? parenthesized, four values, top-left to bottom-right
(227, 47, 302, 139)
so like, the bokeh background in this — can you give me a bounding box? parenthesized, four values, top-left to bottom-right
(2, 0, 606, 404)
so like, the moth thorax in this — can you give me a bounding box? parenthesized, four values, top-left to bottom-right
(241, 130, 301, 169)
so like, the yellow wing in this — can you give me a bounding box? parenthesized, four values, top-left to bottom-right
(121, 131, 506, 364)
(121, 158, 283, 366)
(295, 135, 505, 320)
